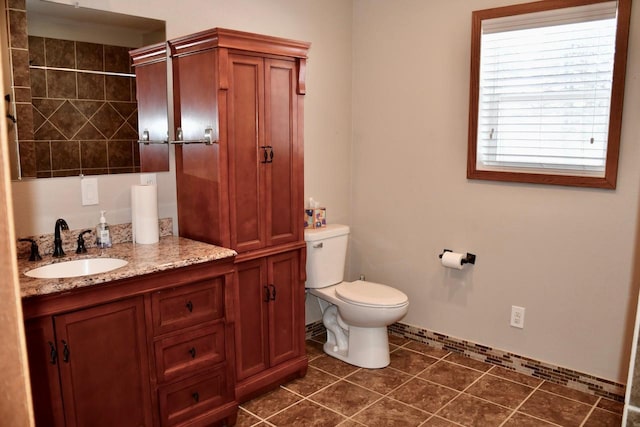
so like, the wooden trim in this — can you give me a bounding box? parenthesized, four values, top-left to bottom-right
(233, 242, 306, 264)
(0, 18, 34, 421)
(130, 42, 168, 67)
(170, 28, 310, 59)
(467, 0, 631, 189)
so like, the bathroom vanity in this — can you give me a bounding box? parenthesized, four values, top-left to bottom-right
(131, 28, 310, 403)
(20, 237, 238, 427)
(19, 27, 310, 427)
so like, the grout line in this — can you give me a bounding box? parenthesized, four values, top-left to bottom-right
(578, 396, 602, 427)
(497, 381, 542, 427)
(273, 338, 612, 426)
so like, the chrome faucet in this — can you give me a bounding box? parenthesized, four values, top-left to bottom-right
(53, 218, 69, 258)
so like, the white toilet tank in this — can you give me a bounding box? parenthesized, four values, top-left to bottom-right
(304, 224, 350, 289)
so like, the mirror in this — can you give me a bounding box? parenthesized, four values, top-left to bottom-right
(5, 0, 166, 179)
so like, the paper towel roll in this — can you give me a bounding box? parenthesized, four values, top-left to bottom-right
(441, 251, 464, 270)
(131, 184, 159, 244)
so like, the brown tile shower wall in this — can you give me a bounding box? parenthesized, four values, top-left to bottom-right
(5, 0, 139, 178)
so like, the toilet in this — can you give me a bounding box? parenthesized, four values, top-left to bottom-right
(305, 224, 409, 368)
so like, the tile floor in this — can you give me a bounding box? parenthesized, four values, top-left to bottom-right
(237, 335, 624, 427)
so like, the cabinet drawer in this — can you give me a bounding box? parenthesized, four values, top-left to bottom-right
(152, 278, 223, 335)
(155, 323, 226, 383)
(159, 367, 230, 427)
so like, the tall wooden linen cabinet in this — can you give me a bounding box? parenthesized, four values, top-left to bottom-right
(168, 29, 310, 403)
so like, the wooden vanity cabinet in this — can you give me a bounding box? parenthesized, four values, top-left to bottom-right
(169, 28, 309, 403)
(233, 248, 306, 400)
(130, 43, 170, 172)
(25, 297, 152, 427)
(23, 259, 237, 427)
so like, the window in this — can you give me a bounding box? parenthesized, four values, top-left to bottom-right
(467, 0, 631, 188)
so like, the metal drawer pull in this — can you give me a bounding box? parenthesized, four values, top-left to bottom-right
(313, 242, 323, 249)
(189, 347, 196, 359)
(48, 341, 57, 364)
(61, 340, 70, 363)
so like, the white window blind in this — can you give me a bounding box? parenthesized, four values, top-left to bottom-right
(476, 1, 618, 177)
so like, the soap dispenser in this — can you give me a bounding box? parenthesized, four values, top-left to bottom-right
(96, 210, 112, 248)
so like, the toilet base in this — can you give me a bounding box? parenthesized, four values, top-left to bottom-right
(322, 325, 390, 369)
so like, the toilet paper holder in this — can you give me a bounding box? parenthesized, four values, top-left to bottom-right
(439, 249, 476, 265)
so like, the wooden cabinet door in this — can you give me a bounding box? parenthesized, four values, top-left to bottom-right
(132, 43, 170, 172)
(264, 58, 300, 248)
(228, 54, 266, 252)
(267, 250, 301, 366)
(54, 297, 152, 427)
(24, 317, 65, 427)
(228, 55, 301, 253)
(235, 250, 302, 381)
(234, 258, 269, 381)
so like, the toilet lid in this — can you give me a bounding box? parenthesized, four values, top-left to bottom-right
(335, 280, 408, 308)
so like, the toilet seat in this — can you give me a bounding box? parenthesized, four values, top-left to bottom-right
(336, 280, 408, 308)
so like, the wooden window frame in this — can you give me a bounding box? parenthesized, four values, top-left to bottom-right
(467, 0, 632, 189)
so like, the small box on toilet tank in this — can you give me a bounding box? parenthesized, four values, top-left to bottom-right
(304, 207, 326, 229)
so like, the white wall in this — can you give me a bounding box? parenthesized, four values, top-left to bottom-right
(350, 0, 640, 383)
(11, 0, 353, 240)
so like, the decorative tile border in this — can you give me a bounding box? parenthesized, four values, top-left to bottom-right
(306, 320, 626, 402)
(305, 321, 326, 340)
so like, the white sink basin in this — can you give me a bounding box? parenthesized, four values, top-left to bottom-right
(25, 258, 128, 279)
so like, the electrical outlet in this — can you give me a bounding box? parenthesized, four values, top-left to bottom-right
(81, 177, 99, 206)
(510, 306, 525, 329)
(140, 173, 157, 186)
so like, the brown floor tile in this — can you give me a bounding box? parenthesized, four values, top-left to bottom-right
(421, 416, 461, 426)
(309, 380, 381, 417)
(306, 340, 326, 360)
(519, 390, 591, 427)
(267, 399, 346, 427)
(389, 378, 458, 413)
(597, 397, 624, 414)
(240, 387, 301, 419)
(345, 366, 411, 394)
(389, 348, 438, 375)
(337, 420, 365, 426)
(445, 353, 492, 372)
(236, 408, 262, 426)
(437, 393, 512, 426)
(465, 374, 534, 408)
(310, 355, 360, 378)
(539, 381, 599, 405)
(388, 334, 410, 346)
(419, 360, 484, 391)
(292, 338, 612, 427)
(404, 341, 450, 358)
(351, 397, 429, 427)
(283, 366, 339, 396)
(488, 366, 543, 388)
(503, 412, 557, 426)
(582, 408, 623, 426)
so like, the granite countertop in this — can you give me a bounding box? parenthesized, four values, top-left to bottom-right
(18, 236, 237, 299)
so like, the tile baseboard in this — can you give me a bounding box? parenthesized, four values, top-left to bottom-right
(305, 320, 625, 402)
